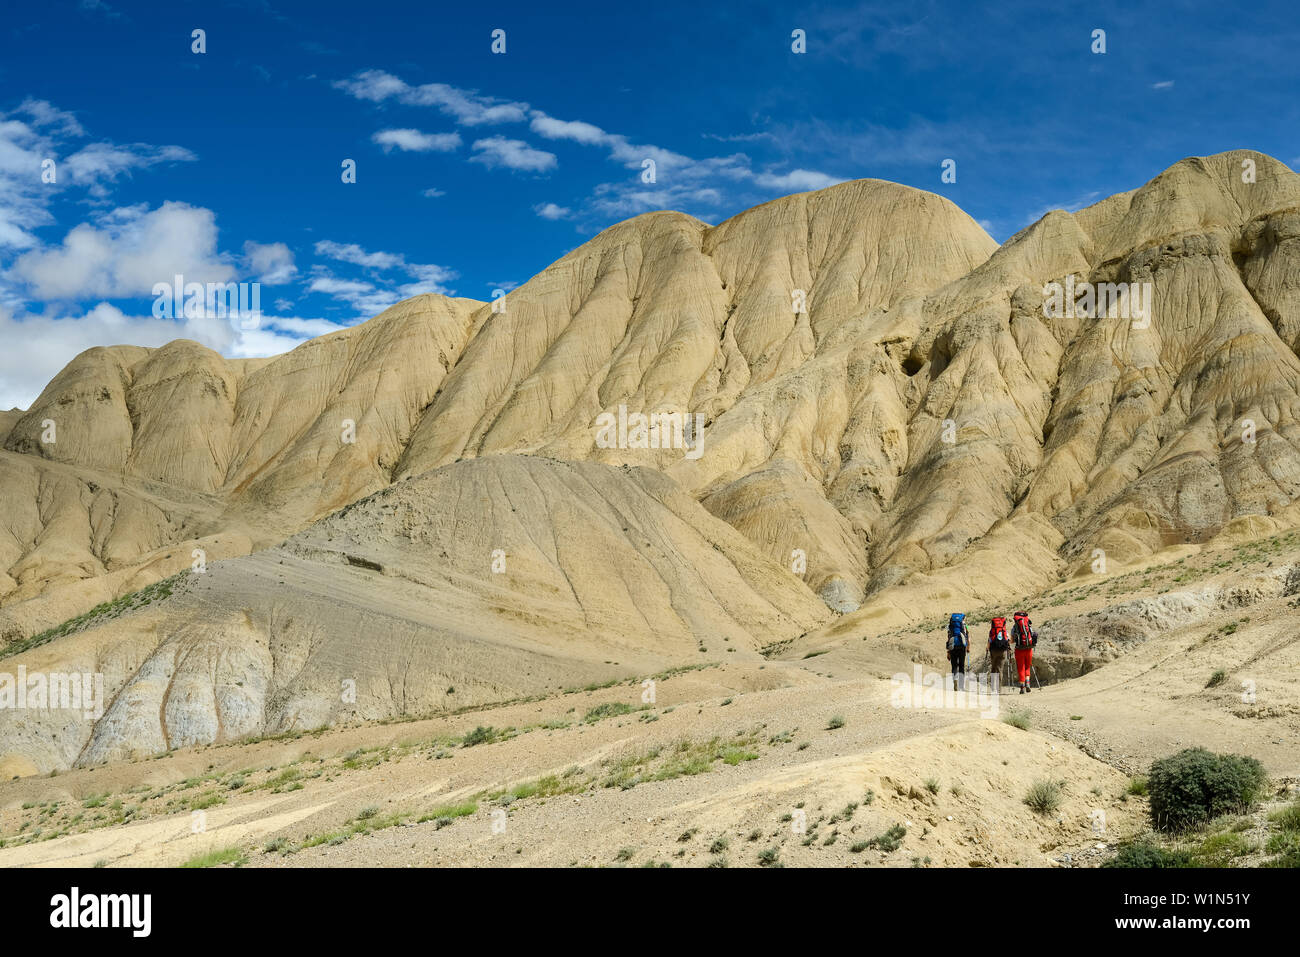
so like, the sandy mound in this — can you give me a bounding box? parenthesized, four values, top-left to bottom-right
(0, 455, 828, 772)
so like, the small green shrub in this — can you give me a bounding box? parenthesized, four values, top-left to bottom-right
(1103, 841, 1193, 868)
(1002, 710, 1031, 730)
(1147, 748, 1267, 832)
(181, 845, 247, 868)
(865, 824, 906, 853)
(584, 703, 634, 722)
(461, 726, 497, 748)
(1024, 779, 1062, 816)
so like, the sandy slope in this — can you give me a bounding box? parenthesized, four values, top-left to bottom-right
(0, 456, 829, 773)
(0, 663, 1147, 869)
(1, 533, 1295, 868)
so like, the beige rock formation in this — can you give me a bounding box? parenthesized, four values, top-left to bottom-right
(3, 150, 1300, 770)
(1, 455, 829, 769)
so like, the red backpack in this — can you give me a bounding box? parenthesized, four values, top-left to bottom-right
(1012, 612, 1035, 649)
(989, 617, 1009, 650)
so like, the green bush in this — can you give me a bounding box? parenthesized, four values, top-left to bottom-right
(865, 824, 907, 853)
(1103, 840, 1193, 868)
(460, 726, 497, 748)
(1147, 748, 1266, 832)
(1024, 779, 1063, 816)
(584, 702, 636, 722)
(1002, 710, 1031, 730)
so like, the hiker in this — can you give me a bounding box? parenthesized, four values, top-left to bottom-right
(988, 615, 1011, 692)
(945, 612, 969, 690)
(1011, 610, 1037, 694)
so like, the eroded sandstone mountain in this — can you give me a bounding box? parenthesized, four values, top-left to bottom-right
(3, 150, 1299, 770)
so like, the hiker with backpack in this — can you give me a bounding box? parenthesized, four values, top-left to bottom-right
(945, 613, 970, 690)
(1011, 611, 1037, 694)
(988, 615, 1011, 692)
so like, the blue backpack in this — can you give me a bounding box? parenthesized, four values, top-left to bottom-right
(946, 613, 967, 651)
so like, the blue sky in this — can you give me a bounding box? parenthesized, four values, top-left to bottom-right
(2, 0, 1298, 409)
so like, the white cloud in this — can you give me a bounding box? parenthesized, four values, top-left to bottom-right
(588, 183, 727, 218)
(243, 240, 297, 283)
(334, 70, 528, 125)
(399, 261, 455, 291)
(0, 102, 194, 250)
(307, 274, 401, 316)
(528, 110, 693, 172)
(17, 99, 84, 137)
(372, 128, 461, 153)
(0, 99, 347, 409)
(533, 202, 571, 220)
(528, 114, 608, 146)
(314, 240, 404, 271)
(9, 202, 234, 301)
(0, 298, 357, 409)
(332, 78, 846, 223)
(311, 240, 459, 313)
(1152, 80, 1175, 90)
(421, 187, 446, 198)
(469, 137, 556, 173)
(526, 109, 842, 215)
(753, 169, 848, 191)
(0, 116, 64, 250)
(224, 324, 330, 358)
(333, 69, 408, 102)
(62, 143, 196, 197)
(0, 302, 232, 410)
(255, 315, 344, 338)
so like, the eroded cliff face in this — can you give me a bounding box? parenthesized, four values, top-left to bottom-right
(4, 151, 1300, 770)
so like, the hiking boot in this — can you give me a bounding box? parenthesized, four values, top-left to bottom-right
(1019, 684, 1025, 694)
(1025, 684, 1031, 694)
